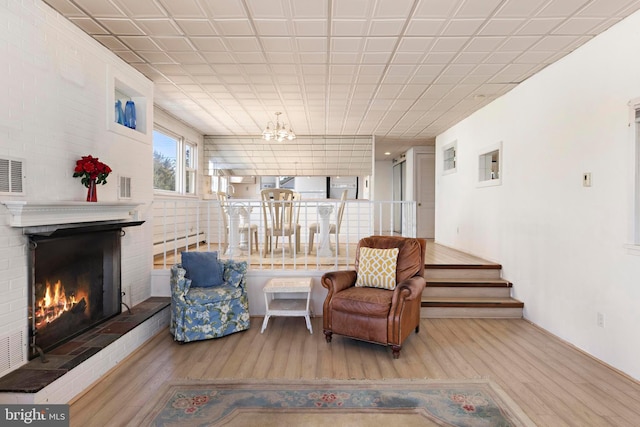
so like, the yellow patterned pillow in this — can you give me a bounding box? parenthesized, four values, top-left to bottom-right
(355, 247, 399, 290)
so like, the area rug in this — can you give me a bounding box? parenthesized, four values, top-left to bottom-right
(131, 379, 536, 427)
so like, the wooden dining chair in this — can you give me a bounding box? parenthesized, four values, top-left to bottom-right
(260, 188, 296, 255)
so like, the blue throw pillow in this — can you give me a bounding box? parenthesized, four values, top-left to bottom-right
(181, 251, 224, 288)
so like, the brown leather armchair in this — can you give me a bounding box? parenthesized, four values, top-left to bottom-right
(321, 236, 427, 358)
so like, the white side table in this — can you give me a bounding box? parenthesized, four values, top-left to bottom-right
(261, 277, 313, 334)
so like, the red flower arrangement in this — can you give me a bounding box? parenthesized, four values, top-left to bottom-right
(73, 155, 112, 187)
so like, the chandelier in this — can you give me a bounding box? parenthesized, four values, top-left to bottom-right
(262, 112, 296, 142)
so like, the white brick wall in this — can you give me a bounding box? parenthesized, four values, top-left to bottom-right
(0, 0, 154, 376)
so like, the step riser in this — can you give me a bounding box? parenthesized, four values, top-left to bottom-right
(423, 288, 511, 298)
(421, 307, 523, 319)
(424, 269, 502, 280)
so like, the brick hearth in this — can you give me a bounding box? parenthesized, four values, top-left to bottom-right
(0, 297, 169, 394)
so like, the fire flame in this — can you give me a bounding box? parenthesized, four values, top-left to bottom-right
(35, 280, 87, 328)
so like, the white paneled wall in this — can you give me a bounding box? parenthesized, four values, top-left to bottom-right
(435, 10, 640, 381)
(0, 0, 154, 380)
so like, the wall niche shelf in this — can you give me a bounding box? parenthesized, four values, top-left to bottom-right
(107, 68, 149, 144)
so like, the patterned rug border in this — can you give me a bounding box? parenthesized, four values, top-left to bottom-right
(131, 378, 536, 427)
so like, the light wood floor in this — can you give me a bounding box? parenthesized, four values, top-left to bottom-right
(69, 317, 640, 427)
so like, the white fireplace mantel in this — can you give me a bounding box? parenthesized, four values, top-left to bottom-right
(1, 201, 142, 227)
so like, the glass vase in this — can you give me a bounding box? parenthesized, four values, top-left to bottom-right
(86, 179, 97, 202)
(124, 100, 136, 129)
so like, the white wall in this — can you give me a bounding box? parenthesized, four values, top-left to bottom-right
(373, 160, 393, 230)
(0, 0, 154, 376)
(435, 10, 640, 381)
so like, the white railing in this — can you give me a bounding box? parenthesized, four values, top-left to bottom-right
(152, 198, 416, 271)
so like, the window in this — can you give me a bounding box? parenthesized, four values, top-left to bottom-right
(478, 142, 502, 187)
(442, 141, 457, 174)
(153, 128, 197, 194)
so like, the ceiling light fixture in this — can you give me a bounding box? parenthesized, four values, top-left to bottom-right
(262, 111, 296, 142)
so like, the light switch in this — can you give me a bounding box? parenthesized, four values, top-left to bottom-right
(583, 172, 592, 187)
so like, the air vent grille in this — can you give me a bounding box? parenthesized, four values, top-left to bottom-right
(0, 157, 25, 195)
(119, 176, 131, 199)
(0, 330, 25, 377)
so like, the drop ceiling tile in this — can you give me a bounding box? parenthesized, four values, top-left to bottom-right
(514, 50, 555, 63)
(233, 52, 268, 62)
(369, 20, 407, 36)
(498, 35, 540, 50)
(538, 0, 592, 17)
(494, 0, 548, 18)
(479, 18, 526, 36)
(405, 19, 448, 36)
(99, 18, 145, 35)
(153, 37, 195, 51)
(254, 20, 294, 36)
(397, 37, 435, 52)
(190, 37, 227, 51)
(430, 37, 469, 52)
(485, 50, 521, 63)
(182, 63, 214, 73)
(517, 18, 564, 35)
(214, 19, 255, 36)
(266, 52, 297, 63)
(423, 52, 458, 63)
(577, 0, 640, 18)
(531, 35, 581, 51)
(93, 35, 129, 50)
(292, 20, 327, 36)
(364, 37, 397, 52)
(332, 20, 368, 36)
(73, 0, 126, 18)
(552, 17, 604, 34)
(201, 52, 235, 62)
(413, 0, 461, 18)
(114, 50, 144, 63)
(457, 0, 504, 18)
(138, 51, 175, 63)
(200, 0, 247, 19)
(69, 18, 109, 35)
(225, 37, 262, 52)
(157, 0, 206, 18)
(135, 19, 183, 35)
(112, 0, 167, 18)
(393, 52, 427, 63)
(119, 36, 161, 50)
(153, 64, 189, 74)
(261, 37, 295, 52)
(361, 52, 393, 63)
(454, 52, 489, 64)
(175, 20, 217, 36)
(43, 0, 86, 17)
(441, 19, 486, 36)
(332, 0, 374, 19)
(464, 36, 507, 51)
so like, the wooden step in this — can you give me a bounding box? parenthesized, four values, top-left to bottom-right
(421, 297, 524, 319)
(424, 264, 503, 280)
(424, 278, 513, 298)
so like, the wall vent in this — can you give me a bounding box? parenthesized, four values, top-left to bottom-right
(0, 330, 25, 378)
(119, 176, 131, 199)
(0, 157, 25, 195)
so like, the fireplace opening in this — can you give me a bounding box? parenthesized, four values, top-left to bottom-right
(28, 227, 124, 359)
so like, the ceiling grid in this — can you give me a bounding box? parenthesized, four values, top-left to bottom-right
(44, 0, 640, 175)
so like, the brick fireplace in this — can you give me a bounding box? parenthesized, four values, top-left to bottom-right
(0, 202, 170, 404)
(27, 221, 140, 360)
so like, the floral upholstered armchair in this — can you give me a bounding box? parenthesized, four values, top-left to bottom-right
(170, 252, 250, 343)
